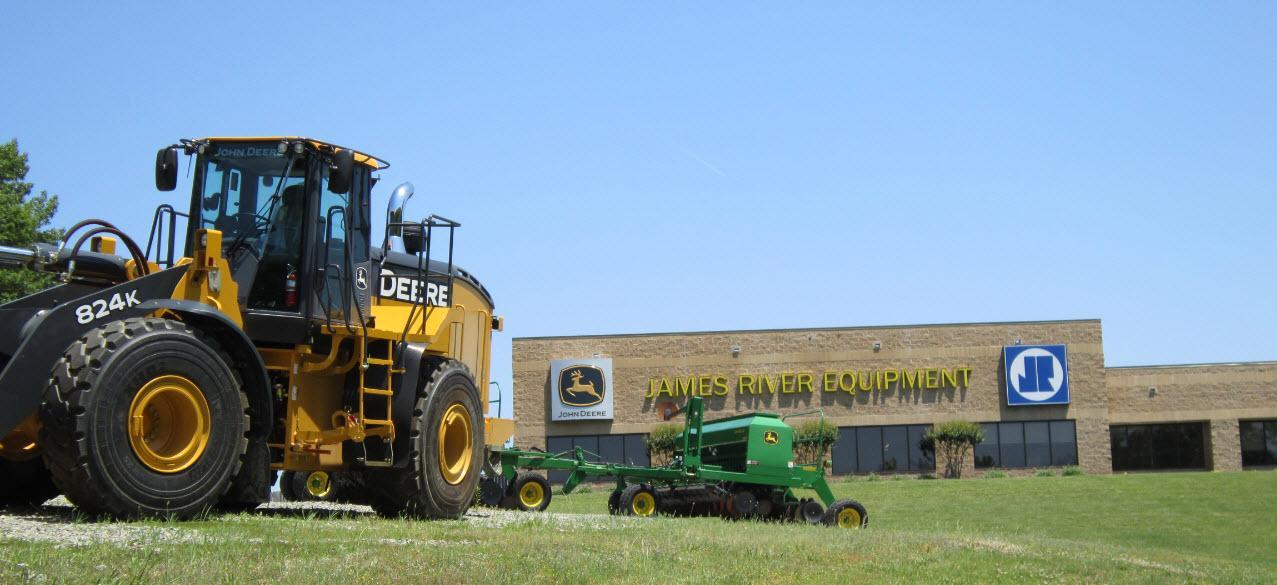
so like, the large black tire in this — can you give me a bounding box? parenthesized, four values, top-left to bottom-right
(40, 318, 249, 519)
(279, 470, 302, 501)
(0, 458, 59, 507)
(370, 359, 484, 519)
(619, 484, 658, 517)
(509, 472, 551, 512)
(822, 498, 868, 529)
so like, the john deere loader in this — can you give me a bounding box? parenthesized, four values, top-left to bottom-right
(0, 137, 514, 519)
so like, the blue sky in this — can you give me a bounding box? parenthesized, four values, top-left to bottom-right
(3, 3, 1275, 419)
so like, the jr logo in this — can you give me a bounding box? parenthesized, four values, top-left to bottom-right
(558, 365, 607, 407)
(1004, 345, 1070, 406)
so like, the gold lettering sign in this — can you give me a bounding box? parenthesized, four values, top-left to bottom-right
(645, 367, 972, 399)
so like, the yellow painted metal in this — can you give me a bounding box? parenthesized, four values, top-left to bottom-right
(836, 507, 862, 529)
(170, 229, 243, 328)
(631, 491, 656, 517)
(127, 375, 211, 473)
(305, 471, 333, 498)
(438, 403, 473, 485)
(0, 412, 42, 461)
(518, 480, 545, 509)
(484, 417, 516, 448)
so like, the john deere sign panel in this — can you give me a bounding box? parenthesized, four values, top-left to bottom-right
(1004, 344, 1070, 406)
(550, 358, 614, 421)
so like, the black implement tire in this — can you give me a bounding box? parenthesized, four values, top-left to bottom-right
(371, 359, 484, 519)
(0, 458, 59, 507)
(822, 499, 868, 529)
(607, 490, 621, 515)
(39, 318, 249, 519)
(479, 475, 507, 508)
(280, 470, 303, 501)
(510, 473, 551, 512)
(619, 484, 658, 517)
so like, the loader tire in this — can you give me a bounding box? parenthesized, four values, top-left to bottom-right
(40, 318, 249, 519)
(371, 358, 483, 519)
(0, 458, 59, 507)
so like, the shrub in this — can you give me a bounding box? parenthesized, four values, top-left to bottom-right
(923, 421, 984, 479)
(984, 470, 1007, 479)
(918, 473, 938, 480)
(793, 419, 838, 464)
(1035, 469, 1055, 477)
(865, 472, 880, 482)
(646, 423, 683, 464)
(1062, 466, 1084, 476)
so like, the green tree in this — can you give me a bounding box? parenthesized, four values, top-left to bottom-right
(0, 139, 61, 302)
(922, 421, 984, 479)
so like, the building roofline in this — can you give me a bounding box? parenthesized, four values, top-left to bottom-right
(1106, 360, 1277, 370)
(512, 318, 1103, 341)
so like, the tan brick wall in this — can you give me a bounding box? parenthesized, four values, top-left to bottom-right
(1106, 362, 1277, 470)
(513, 319, 1112, 473)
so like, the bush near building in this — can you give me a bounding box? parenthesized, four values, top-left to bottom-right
(923, 421, 985, 478)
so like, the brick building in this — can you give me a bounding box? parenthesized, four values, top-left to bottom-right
(511, 319, 1277, 476)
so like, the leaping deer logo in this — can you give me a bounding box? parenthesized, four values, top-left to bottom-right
(560, 366, 606, 407)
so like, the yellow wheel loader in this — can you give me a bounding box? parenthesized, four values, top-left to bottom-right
(0, 137, 515, 519)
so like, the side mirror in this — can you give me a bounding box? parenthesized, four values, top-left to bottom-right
(155, 147, 178, 191)
(328, 149, 354, 194)
(383, 182, 414, 250)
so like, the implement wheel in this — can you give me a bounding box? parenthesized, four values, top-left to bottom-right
(39, 318, 248, 519)
(823, 499, 868, 529)
(607, 490, 622, 515)
(620, 484, 657, 517)
(511, 473, 551, 512)
(371, 359, 483, 519)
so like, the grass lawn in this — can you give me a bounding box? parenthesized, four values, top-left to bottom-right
(0, 471, 1273, 584)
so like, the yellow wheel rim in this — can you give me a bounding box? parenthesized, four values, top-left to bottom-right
(306, 471, 332, 498)
(437, 403, 473, 485)
(631, 491, 656, 517)
(518, 481, 545, 509)
(127, 375, 211, 473)
(837, 507, 863, 529)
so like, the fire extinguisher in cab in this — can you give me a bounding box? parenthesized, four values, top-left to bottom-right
(284, 265, 298, 308)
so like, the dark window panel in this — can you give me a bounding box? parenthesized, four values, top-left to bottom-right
(882, 426, 908, 472)
(1049, 420, 1078, 466)
(833, 427, 858, 475)
(857, 427, 883, 473)
(625, 434, 650, 467)
(999, 422, 1026, 468)
(908, 425, 934, 471)
(974, 423, 999, 468)
(1025, 422, 1051, 467)
(1111, 423, 1207, 471)
(598, 435, 624, 464)
(573, 436, 601, 463)
(546, 436, 573, 484)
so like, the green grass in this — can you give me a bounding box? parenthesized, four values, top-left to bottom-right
(1, 471, 1274, 584)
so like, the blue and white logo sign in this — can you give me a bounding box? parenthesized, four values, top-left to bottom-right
(1004, 345, 1070, 406)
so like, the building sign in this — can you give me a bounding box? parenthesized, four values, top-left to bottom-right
(550, 358, 614, 421)
(1004, 345, 1070, 406)
(645, 366, 972, 399)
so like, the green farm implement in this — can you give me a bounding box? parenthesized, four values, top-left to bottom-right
(487, 397, 867, 528)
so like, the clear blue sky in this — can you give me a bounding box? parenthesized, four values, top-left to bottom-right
(3, 3, 1275, 419)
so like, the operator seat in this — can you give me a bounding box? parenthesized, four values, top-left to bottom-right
(247, 183, 307, 310)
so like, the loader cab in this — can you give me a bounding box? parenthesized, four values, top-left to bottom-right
(178, 138, 383, 344)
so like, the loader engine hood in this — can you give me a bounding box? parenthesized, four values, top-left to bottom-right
(371, 247, 494, 309)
